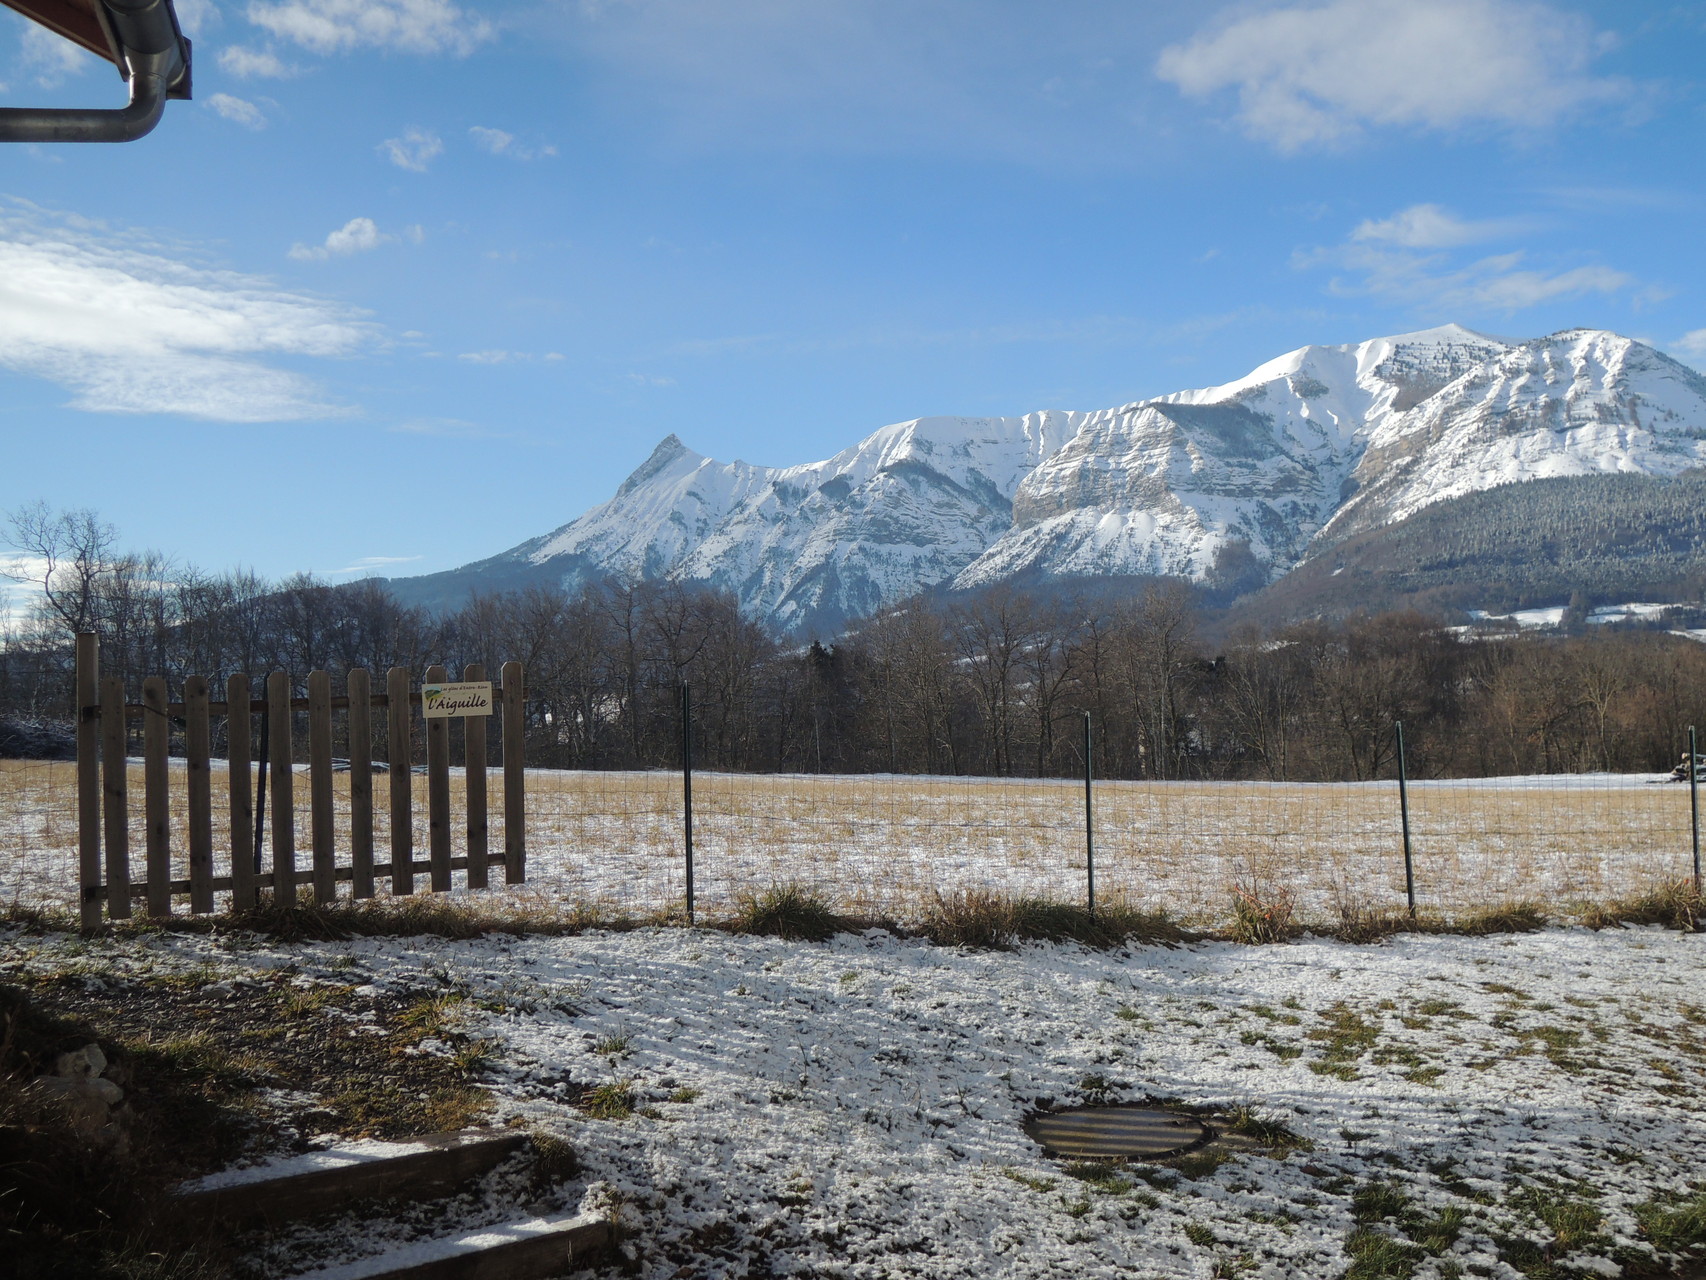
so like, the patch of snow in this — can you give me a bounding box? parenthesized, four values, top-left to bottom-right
(290, 1211, 599, 1280)
(181, 1138, 438, 1192)
(17, 922, 1701, 1279)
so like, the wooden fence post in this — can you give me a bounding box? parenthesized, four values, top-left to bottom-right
(100, 674, 130, 920)
(502, 661, 525, 884)
(348, 668, 375, 899)
(142, 676, 171, 918)
(308, 670, 336, 903)
(227, 674, 255, 910)
(185, 676, 214, 915)
(75, 634, 101, 928)
(387, 666, 413, 895)
(425, 664, 452, 892)
(462, 663, 489, 890)
(267, 671, 296, 906)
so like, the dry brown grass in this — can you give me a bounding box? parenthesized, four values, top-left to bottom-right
(1578, 879, 1703, 932)
(1228, 880, 1299, 944)
(1325, 901, 1547, 943)
(728, 885, 856, 941)
(921, 889, 1188, 950)
(4, 758, 1698, 933)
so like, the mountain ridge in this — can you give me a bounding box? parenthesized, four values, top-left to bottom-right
(388, 325, 1706, 634)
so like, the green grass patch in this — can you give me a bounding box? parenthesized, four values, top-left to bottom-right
(1220, 1103, 1311, 1152)
(585, 1076, 637, 1120)
(1341, 1179, 1467, 1279)
(1244, 1004, 1303, 1025)
(1064, 1160, 1135, 1195)
(1634, 1187, 1706, 1255)
(1343, 1228, 1424, 1279)
(1306, 1002, 1382, 1078)
(1002, 1167, 1056, 1192)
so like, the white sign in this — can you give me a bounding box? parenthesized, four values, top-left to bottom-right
(421, 681, 493, 718)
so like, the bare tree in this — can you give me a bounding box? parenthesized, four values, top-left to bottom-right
(3, 501, 119, 637)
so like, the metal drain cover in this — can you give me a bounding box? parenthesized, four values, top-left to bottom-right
(1024, 1107, 1208, 1160)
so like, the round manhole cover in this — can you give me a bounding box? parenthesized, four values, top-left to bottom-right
(1024, 1107, 1209, 1160)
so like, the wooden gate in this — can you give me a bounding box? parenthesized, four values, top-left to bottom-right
(73, 635, 526, 926)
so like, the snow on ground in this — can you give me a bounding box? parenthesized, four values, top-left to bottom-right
(1464, 602, 1704, 635)
(8, 921, 1705, 1278)
(4, 761, 1698, 926)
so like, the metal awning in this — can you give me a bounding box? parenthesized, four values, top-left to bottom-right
(0, 0, 191, 142)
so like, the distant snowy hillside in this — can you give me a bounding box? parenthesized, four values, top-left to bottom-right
(952, 324, 1508, 591)
(391, 326, 1706, 634)
(1322, 329, 1706, 541)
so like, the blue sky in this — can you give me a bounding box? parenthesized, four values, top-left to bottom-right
(2, 0, 1704, 586)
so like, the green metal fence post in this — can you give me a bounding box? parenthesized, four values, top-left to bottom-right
(1396, 720, 1415, 917)
(682, 682, 695, 924)
(1084, 711, 1095, 918)
(1690, 725, 1700, 892)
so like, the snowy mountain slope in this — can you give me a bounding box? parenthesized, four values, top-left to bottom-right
(1321, 329, 1706, 543)
(950, 325, 1509, 590)
(394, 326, 1706, 634)
(460, 413, 1080, 634)
(515, 434, 776, 585)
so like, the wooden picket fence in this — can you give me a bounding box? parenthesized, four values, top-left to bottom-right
(73, 634, 526, 927)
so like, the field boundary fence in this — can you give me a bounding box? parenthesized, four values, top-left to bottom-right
(4, 661, 1704, 928)
(416, 683, 1706, 925)
(655, 696, 1706, 928)
(70, 634, 528, 927)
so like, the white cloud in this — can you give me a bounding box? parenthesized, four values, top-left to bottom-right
(218, 44, 296, 77)
(322, 554, 422, 575)
(245, 0, 493, 56)
(457, 349, 520, 364)
(171, 0, 221, 37)
(468, 126, 557, 160)
(379, 126, 442, 171)
(1157, 0, 1629, 152)
(288, 216, 392, 261)
(0, 555, 50, 627)
(469, 125, 512, 154)
(1673, 331, 1706, 369)
(1299, 207, 1634, 313)
(206, 93, 268, 129)
(1351, 204, 1532, 250)
(0, 202, 372, 421)
(20, 21, 97, 87)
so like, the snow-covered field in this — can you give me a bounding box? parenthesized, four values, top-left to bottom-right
(7, 921, 1704, 1278)
(3, 759, 1699, 926)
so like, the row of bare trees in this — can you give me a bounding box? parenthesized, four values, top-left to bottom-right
(5, 505, 1704, 780)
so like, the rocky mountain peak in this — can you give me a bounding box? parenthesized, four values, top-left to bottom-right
(394, 325, 1706, 635)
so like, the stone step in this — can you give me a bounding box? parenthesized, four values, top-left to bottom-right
(171, 1129, 530, 1226)
(284, 1210, 612, 1280)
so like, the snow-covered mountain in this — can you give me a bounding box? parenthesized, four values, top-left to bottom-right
(1322, 329, 1706, 541)
(396, 326, 1706, 634)
(953, 324, 1509, 591)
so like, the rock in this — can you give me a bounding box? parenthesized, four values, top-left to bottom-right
(56, 1043, 107, 1079)
(24, 1042, 128, 1149)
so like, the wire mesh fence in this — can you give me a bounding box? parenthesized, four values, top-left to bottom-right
(2, 704, 1700, 926)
